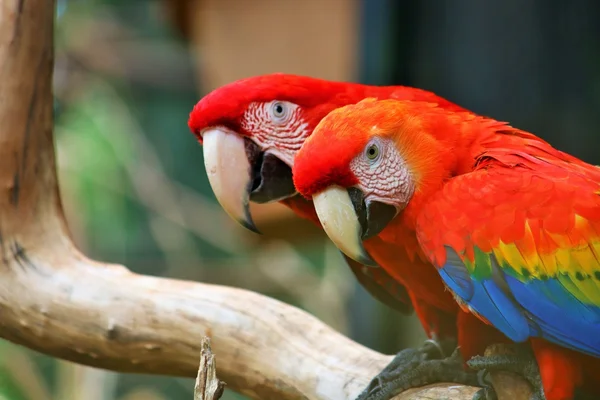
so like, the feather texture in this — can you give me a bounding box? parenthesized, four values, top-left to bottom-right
(189, 75, 475, 342)
(291, 98, 600, 399)
(280, 195, 415, 314)
(417, 137, 600, 358)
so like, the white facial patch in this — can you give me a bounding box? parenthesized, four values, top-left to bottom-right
(350, 138, 415, 208)
(241, 100, 310, 166)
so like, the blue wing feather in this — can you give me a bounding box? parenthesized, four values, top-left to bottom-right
(519, 277, 600, 322)
(440, 247, 600, 357)
(505, 275, 600, 357)
(417, 163, 600, 359)
(438, 248, 473, 299)
(439, 247, 533, 343)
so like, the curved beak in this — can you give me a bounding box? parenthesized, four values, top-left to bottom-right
(202, 128, 297, 233)
(312, 186, 397, 267)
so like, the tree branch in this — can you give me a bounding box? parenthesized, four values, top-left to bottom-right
(0, 1, 488, 399)
(194, 337, 224, 400)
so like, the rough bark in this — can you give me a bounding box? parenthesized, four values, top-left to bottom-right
(0, 1, 530, 399)
(194, 337, 225, 400)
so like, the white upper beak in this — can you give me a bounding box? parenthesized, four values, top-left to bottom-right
(202, 128, 259, 233)
(312, 186, 377, 266)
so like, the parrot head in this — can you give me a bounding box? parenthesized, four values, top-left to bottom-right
(188, 73, 468, 233)
(187, 73, 379, 232)
(292, 98, 476, 266)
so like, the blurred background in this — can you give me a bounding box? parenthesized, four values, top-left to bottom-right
(2, 0, 599, 399)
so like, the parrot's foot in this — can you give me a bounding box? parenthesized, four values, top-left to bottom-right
(467, 343, 544, 400)
(355, 339, 481, 400)
(470, 386, 498, 400)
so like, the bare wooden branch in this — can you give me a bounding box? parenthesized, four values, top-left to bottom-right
(0, 1, 522, 400)
(194, 337, 224, 400)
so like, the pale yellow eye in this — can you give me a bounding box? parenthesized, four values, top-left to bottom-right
(366, 144, 379, 160)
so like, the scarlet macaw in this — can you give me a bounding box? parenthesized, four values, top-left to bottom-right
(188, 74, 489, 397)
(292, 98, 600, 400)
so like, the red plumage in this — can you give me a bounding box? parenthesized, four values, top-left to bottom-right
(188, 73, 468, 143)
(294, 99, 511, 360)
(188, 74, 481, 350)
(292, 98, 600, 400)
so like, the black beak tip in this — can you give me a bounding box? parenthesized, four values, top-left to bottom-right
(239, 202, 261, 234)
(238, 217, 261, 234)
(357, 251, 379, 268)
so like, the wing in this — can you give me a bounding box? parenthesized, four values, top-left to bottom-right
(342, 253, 414, 315)
(416, 152, 600, 358)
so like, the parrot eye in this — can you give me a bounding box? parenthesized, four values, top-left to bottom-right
(365, 144, 380, 161)
(270, 101, 290, 123)
(274, 103, 284, 116)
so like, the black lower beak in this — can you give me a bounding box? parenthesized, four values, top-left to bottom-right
(244, 139, 297, 204)
(347, 187, 397, 240)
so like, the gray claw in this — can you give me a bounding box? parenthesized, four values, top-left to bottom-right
(467, 345, 545, 400)
(356, 342, 480, 400)
(472, 387, 498, 400)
